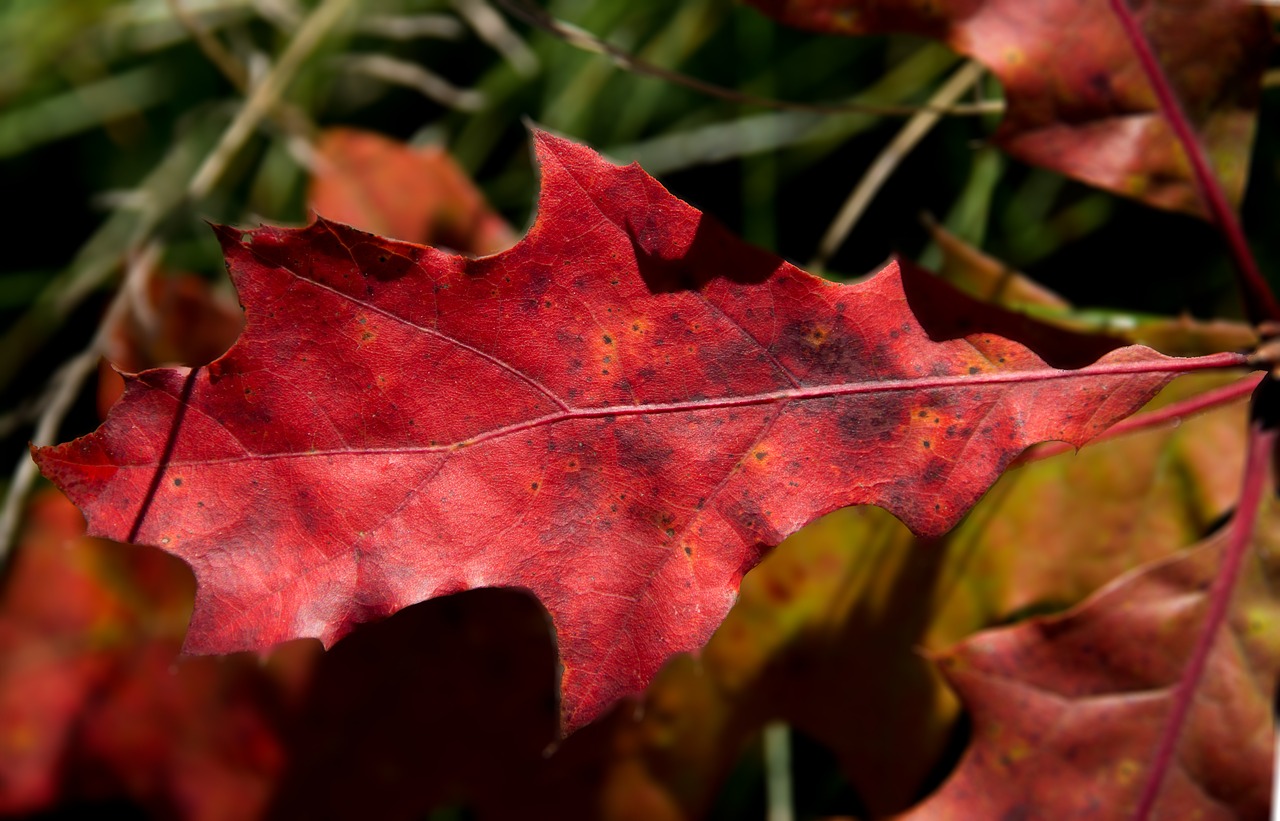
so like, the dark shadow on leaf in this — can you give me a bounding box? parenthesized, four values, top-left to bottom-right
(126, 367, 199, 544)
(629, 212, 782, 295)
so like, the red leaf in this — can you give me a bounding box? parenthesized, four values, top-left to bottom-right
(0, 491, 297, 819)
(0, 491, 194, 814)
(32, 131, 1249, 731)
(901, 532, 1279, 819)
(746, 0, 1270, 216)
(308, 127, 514, 255)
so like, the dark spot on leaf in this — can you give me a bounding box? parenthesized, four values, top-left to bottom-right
(837, 400, 898, 444)
(531, 482, 539, 490)
(603, 334, 613, 345)
(353, 242, 413, 281)
(969, 366, 979, 374)
(173, 478, 183, 487)
(684, 546, 693, 556)
(755, 451, 767, 461)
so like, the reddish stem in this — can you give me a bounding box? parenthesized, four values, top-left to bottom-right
(1131, 419, 1277, 819)
(1107, 0, 1280, 324)
(1012, 373, 1261, 466)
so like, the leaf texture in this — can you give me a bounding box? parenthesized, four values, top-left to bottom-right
(33, 131, 1248, 730)
(902, 532, 1280, 819)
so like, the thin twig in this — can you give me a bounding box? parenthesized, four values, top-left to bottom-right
(1132, 399, 1277, 818)
(123, 242, 162, 340)
(165, 0, 317, 143)
(608, 44, 961, 175)
(451, 0, 538, 76)
(0, 242, 162, 566)
(0, 129, 204, 397)
(494, 0, 1003, 118)
(1108, 0, 1280, 324)
(356, 13, 465, 40)
(809, 61, 985, 270)
(164, 0, 250, 89)
(252, 0, 301, 30)
(340, 54, 486, 110)
(188, 0, 353, 200)
(0, 0, 354, 566)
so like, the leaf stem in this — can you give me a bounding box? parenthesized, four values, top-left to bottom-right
(186, 0, 352, 199)
(1107, 0, 1280, 324)
(810, 61, 986, 270)
(1132, 394, 1278, 818)
(494, 0, 1001, 118)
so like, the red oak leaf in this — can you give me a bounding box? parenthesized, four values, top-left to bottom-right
(32, 131, 1249, 731)
(746, 0, 1270, 216)
(900, 530, 1279, 819)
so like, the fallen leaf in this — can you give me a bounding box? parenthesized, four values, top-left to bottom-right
(901, 526, 1280, 819)
(747, 0, 1271, 216)
(0, 490, 194, 815)
(309, 127, 514, 255)
(33, 131, 1251, 731)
